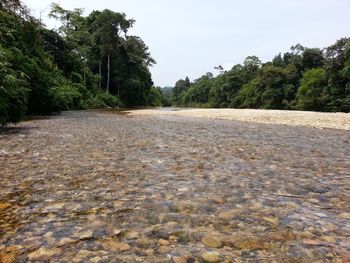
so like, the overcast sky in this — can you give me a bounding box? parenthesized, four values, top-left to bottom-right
(23, 0, 350, 87)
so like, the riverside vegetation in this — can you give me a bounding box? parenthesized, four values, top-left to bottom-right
(169, 40, 350, 112)
(0, 0, 164, 125)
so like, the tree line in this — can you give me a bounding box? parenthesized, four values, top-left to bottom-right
(1, 0, 164, 125)
(170, 39, 350, 112)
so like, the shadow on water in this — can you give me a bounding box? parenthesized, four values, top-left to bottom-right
(94, 107, 156, 117)
(96, 107, 186, 115)
(0, 114, 57, 135)
(23, 114, 58, 121)
(0, 126, 35, 136)
(94, 108, 131, 115)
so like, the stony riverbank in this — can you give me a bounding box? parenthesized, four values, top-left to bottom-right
(127, 108, 350, 130)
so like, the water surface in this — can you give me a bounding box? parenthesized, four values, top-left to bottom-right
(0, 110, 349, 262)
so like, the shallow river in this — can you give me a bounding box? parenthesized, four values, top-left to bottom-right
(0, 110, 349, 262)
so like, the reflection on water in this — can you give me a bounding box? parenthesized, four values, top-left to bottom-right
(0, 110, 350, 262)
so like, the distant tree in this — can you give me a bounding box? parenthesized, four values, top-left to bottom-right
(302, 48, 324, 70)
(296, 68, 328, 111)
(324, 38, 350, 111)
(172, 77, 191, 104)
(272, 53, 285, 67)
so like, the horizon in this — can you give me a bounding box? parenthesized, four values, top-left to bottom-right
(23, 0, 350, 87)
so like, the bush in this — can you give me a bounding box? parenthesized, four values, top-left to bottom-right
(50, 83, 83, 112)
(147, 87, 163, 106)
(90, 92, 123, 108)
(0, 46, 29, 125)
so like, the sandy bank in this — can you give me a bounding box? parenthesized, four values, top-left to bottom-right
(127, 108, 350, 130)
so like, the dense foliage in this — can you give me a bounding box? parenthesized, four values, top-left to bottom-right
(0, 0, 158, 125)
(171, 39, 350, 112)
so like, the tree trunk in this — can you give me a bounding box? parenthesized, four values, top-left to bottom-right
(83, 62, 86, 88)
(106, 51, 110, 93)
(99, 59, 102, 89)
(117, 78, 120, 97)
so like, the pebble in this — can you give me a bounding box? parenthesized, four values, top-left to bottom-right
(172, 255, 189, 263)
(158, 239, 170, 246)
(202, 236, 223, 248)
(201, 251, 221, 263)
(158, 246, 172, 254)
(27, 248, 62, 260)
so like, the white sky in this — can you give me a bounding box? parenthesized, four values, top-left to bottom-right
(23, 0, 350, 87)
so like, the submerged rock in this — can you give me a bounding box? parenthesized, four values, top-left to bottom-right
(202, 236, 223, 248)
(201, 251, 221, 263)
(27, 247, 62, 260)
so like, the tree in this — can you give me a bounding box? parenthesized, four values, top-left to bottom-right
(302, 48, 324, 70)
(49, 4, 91, 87)
(172, 77, 191, 104)
(209, 70, 244, 107)
(1, 1, 158, 125)
(0, 0, 21, 12)
(243, 56, 261, 79)
(90, 10, 134, 93)
(171, 38, 350, 112)
(0, 45, 29, 125)
(324, 38, 350, 111)
(296, 68, 328, 111)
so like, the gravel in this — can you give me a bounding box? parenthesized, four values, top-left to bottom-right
(127, 108, 350, 130)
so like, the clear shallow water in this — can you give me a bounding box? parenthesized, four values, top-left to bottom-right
(0, 110, 349, 262)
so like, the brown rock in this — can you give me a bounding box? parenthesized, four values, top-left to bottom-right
(172, 256, 188, 263)
(217, 210, 239, 220)
(158, 239, 170, 246)
(169, 236, 178, 242)
(207, 195, 225, 204)
(202, 236, 223, 248)
(1, 252, 16, 263)
(158, 246, 172, 254)
(263, 217, 279, 225)
(119, 243, 131, 251)
(339, 213, 350, 219)
(101, 239, 131, 251)
(91, 256, 102, 263)
(0, 203, 11, 210)
(174, 202, 194, 213)
(57, 237, 77, 246)
(201, 251, 221, 263)
(321, 236, 336, 243)
(110, 229, 122, 236)
(302, 239, 323, 245)
(74, 229, 93, 239)
(76, 250, 94, 259)
(27, 248, 62, 260)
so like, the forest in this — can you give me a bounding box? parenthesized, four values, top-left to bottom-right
(170, 39, 350, 112)
(0, 0, 164, 125)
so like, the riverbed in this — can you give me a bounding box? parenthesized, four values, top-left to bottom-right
(0, 110, 349, 262)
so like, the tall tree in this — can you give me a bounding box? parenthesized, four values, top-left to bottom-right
(49, 4, 91, 87)
(90, 10, 134, 93)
